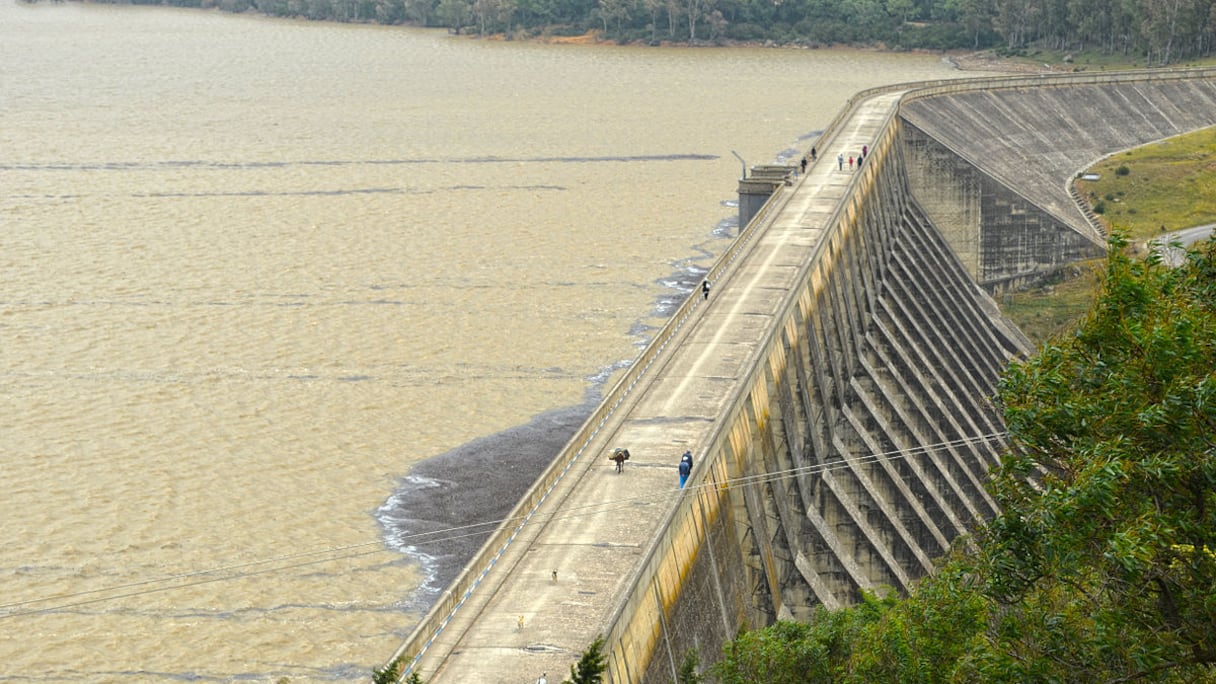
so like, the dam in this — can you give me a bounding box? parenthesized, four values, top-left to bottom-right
(384, 68, 1216, 683)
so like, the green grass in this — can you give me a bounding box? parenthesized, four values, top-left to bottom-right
(998, 261, 1103, 347)
(991, 47, 1216, 71)
(1075, 126, 1216, 241)
(998, 125, 1216, 346)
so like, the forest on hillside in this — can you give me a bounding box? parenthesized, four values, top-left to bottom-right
(66, 0, 1216, 66)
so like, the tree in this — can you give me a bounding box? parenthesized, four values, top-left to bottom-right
(981, 234, 1216, 681)
(435, 0, 473, 30)
(663, 0, 680, 36)
(958, 0, 996, 47)
(372, 656, 410, 684)
(1139, 0, 1211, 64)
(403, 0, 433, 25)
(704, 7, 726, 38)
(685, 0, 705, 40)
(563, 635, 607, 684)
(473, 0, 515, 34)
(596, 0, 633, 33)
(640, 0, 664, 41)
(994, 0, 1040, 47)
(889, 0, 915, 23)
(677, 647, 703, 684)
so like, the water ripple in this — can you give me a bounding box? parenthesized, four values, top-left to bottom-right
(1, 153, 719, 173)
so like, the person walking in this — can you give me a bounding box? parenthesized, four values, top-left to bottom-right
(609, 448, 629, 473)
(837, 153, 843, 170)
(678, 450, 693, 488)
(701, 279, 710, 300)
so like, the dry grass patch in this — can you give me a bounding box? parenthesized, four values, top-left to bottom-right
(998, 261, 1103, 348)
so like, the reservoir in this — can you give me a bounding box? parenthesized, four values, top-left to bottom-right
(0, 3, 985, 680)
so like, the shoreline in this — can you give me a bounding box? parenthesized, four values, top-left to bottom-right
(377, 401, 595, 610)
(72, 1, 1074, 74)
(470, 28, 1064, 74)
(62, 1, 1141, 74)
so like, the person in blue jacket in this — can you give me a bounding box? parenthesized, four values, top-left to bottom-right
(678, 450, 693, 488)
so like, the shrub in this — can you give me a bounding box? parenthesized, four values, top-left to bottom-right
(372, 656, 409, 684)
(566, 635, 607, 684)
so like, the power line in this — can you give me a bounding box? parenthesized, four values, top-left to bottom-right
(0, 431, 1007, 619)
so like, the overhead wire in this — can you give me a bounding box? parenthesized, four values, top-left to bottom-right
(0, 430, 1008, 620)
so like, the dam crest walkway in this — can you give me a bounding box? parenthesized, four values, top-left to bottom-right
(387, 68, 1216, 683)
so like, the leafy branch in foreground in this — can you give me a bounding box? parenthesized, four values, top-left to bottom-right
(563, 635, 606, 684)
(983, 233, 1216, 681)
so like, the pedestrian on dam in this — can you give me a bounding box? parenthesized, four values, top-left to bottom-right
(702, 279, 711, 300)
(862, 144, 868, 157)
(858, 152, 864, 167)
(848, 156, 854, 171)
(609, 447, 630, 473)
(800, 156, 807, 174)
(679, 450, 693, 488)
(837, 153, 843, 170)
(810, 146, 817, 161)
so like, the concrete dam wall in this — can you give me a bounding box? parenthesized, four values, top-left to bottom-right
(613, 70, 1216, 683)
(900, 72, 1216, 290)
(385, 70, 1216, 684)
(620, 112, 1028, 684)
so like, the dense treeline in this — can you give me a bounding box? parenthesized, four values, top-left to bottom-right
(77, 0, 1216, 65)
(711, 235, 1216, 683)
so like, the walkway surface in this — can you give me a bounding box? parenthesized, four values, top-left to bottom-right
(408, 91, 903, 684)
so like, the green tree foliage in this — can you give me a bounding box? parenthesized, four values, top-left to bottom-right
(73, 0, 1216, 63)
(371, 657, 423, 683)
(564, 634, 607, 684)
(714, 571, 987, 683)
(677, 647, 704, 684)
(981, 233, 1216, 681)
(713, 235, 1216, 683)
(715, 599, 878, 683)
(371, 655, 407, 684)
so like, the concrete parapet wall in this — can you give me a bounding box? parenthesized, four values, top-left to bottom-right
(605, 70, 1216, 683)
(387, 69, 1216, 684)
(384, 134, 794, 684)
(607, 115, 1027, 683)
